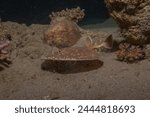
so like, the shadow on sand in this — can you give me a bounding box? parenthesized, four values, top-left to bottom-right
(41, 60, 103, 74)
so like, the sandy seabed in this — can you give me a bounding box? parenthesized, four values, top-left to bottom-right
(0, 21, 150, 100)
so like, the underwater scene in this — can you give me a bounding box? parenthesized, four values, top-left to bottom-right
(0, 0, 150, 99)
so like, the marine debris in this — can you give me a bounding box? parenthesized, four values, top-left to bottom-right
(49, 6, 85, 23)
(105, 0, 150, 45)
(116, 42, 145, 63)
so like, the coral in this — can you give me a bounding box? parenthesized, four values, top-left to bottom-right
(116, 42, 145, 62)
(138, 15, 150, 39)
(105, 0, 150, 45)
(49, 6, 85, 23)
(44, 17, 81, 48)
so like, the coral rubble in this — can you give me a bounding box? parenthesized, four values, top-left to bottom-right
(116, 42, 145, 63)
(105, 0, 150, 45)
(49, 6, 85, 23)
(44, 17, 81, 48)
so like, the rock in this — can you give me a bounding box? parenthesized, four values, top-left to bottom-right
(105, 0, 150, 45)
(44, 17, 81, 48)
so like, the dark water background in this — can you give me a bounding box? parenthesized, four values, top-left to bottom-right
(0, 0, 117, 27)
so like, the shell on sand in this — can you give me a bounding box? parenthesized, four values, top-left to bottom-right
(44, 17, 81, 48)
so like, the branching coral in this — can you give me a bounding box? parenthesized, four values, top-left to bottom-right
(49, 6, 85, 23)
(116, 42, 145, 62)
(105, 0, 150, 45)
